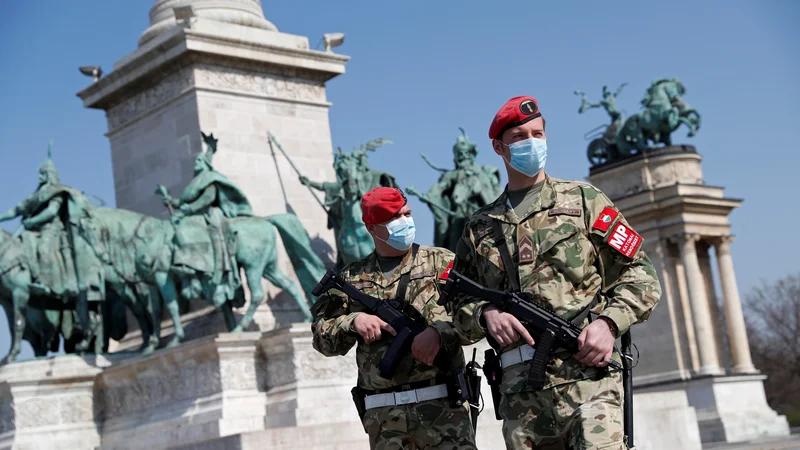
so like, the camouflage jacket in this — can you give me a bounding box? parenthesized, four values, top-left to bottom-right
(449, 174, 661, 394)
(312, 245, 467, 390)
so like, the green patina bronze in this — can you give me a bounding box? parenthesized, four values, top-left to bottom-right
(0, 141, 108, 355)
(575, 77, 701, 166)
(406, 128, 502, 252)
(0, 134, 327, 363)
(286, 135, 398, 270)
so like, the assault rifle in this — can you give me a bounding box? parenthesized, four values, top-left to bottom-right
(312, 269, 470, 408)
(438, 269, 635, 447)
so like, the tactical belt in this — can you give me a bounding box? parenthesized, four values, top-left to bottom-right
(500, 344, 536, 369)
(360, 376, 450, 410)
(361, 375, 448, 395)
(364, 384, 449, 409)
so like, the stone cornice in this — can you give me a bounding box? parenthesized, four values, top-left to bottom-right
(76, 19, 349, 111)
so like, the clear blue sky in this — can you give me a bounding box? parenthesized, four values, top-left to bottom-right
(1, 1, 797, 360)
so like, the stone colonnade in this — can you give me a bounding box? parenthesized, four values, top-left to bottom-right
(664, 234, 756, 376)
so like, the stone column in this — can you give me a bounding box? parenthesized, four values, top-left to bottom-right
(714, 236, 757, 374)
(676, 234, 722, 375)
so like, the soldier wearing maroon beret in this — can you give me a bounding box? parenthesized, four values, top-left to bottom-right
(312, 187, 477, 449)
(446, 96, 662, 449)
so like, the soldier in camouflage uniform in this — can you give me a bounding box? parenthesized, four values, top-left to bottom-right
(312, 187, 476, 450)
(447, 96, 661, 449)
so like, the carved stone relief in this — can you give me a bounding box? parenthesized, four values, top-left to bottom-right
(194, 64, 326, 103)
(107, 67, 195, 132)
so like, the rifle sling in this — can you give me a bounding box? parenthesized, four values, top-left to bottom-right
(394, 243, 420, 301)
(491, 221, 520, 292)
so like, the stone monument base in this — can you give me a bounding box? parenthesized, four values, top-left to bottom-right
(0, 325, 359, 450)
(635, 374, 790, 445)
(632, 388, 703, 449)
(0, 354, 110, 450)
(1, 332, 744, 450)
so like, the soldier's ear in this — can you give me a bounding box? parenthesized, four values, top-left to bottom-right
(491, 139, 505, 156)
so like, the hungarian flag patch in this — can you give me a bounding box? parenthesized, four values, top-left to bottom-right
(439, 261, 454, 280)
(592, 207, 618, 232)
(606, 222, 642, 258)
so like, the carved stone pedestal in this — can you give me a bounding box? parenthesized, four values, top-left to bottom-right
(0, 326, 372, 450)
(635, 374, 790, 446)
(98, 332, 268, 450)
(0, 355, 110, 450)
(685, 374, 790, 444)
(632, 388, 702, 450)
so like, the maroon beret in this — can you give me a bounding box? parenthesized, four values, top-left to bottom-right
(361, 187, 407, 225)
(488, 96, 542, 140)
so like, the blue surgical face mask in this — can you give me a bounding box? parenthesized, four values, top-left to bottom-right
(502, 138, 547, 177)
(378, 216, 416, 251)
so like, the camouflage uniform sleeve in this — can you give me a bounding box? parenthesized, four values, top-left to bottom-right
(426, 249, 470, 349)
(311, 288, 362, 357)
(582, 186, 662, 335)
(450, 226, 489, 344)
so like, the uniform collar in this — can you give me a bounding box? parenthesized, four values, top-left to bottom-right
(487, 173, 556, 224)
(359, 247, 418, 287)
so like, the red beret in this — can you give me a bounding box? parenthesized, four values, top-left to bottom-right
(488, 96, 542, 140)
(361, 187, 407, 225)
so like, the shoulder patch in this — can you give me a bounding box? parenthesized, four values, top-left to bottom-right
(606, 222, 642, 258)
(592, 207, 618, 232)
(439, 261, 454, 280)
(549, 207, 582, 217)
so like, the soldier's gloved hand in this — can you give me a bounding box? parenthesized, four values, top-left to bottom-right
(299, 176, 309, 185)
(354, 313, 396, 344)
(411, 327, 440, 366)
(575, 318, 617, 367)
(21, 218, 35, 229)
(482, 305, 535, 348)
(179, 204, 192, 214)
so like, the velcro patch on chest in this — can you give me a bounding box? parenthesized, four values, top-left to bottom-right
(519, 235, 534, 264)
(474, 226, 493, 242)
(606, 222, 642, 258)
(592, 207, 619, 232)
(410, 270, 436, 280)
(352, 281, 373, 290)
(549, 207, 582, 217)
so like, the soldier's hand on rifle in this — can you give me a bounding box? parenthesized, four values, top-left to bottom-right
(299, 175, 309, 186)
(575, 318, 617, 367)
(21, 218, 35, 229)
(482, 305, 535, 348)
(411, 327, 440, 366)
(179, 203, 192, 214)
(354, 313, 396, 344)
